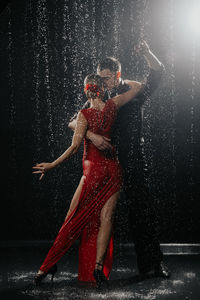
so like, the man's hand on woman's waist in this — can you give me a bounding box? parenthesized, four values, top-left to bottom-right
(86, 131, 113, 151)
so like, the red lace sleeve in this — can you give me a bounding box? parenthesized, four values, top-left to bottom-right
(80, 108, 90, 121)
(105, 98, 118, 118)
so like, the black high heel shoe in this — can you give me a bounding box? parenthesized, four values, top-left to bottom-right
(34, 264, 57, 285)
(93, 262, 108, 288)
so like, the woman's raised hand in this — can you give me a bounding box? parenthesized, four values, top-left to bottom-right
(32, 162, 55, 180)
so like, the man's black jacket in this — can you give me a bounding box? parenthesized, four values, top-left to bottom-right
(107, 67, 164, 169)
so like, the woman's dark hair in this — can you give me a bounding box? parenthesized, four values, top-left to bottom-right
(84, 73, 104, 99)
(97, 57, 121, 73)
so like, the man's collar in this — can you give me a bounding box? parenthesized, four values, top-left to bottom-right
(107, 79, 124, 95)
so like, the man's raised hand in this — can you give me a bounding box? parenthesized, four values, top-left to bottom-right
(134, 40, 150, 56)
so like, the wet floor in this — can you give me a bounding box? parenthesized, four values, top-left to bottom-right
(0, 243, 200, 300)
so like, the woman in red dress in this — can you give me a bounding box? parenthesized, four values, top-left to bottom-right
(32, 74, 141, 286)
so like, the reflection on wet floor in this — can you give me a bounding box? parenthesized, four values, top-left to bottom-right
(0, 244, 200, 299)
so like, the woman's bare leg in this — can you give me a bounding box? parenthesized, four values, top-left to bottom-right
(65, 176, 85, 221)
(95, 191, 120, 269)
(37, 176, 85, 276)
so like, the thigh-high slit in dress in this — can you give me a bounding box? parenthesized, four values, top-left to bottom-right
(39, 99, 122, 282)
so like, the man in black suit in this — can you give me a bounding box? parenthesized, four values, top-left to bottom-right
(69, 41, 170, 279)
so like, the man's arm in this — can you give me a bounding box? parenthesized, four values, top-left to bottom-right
(112, 81, 142, 108)
(135, 41, 164, 100)
(141, 41, 163, 71)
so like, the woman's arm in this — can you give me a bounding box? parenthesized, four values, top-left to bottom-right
(68, 118, 77, 131)
(54, 112, 87, 165)
(33, 112, 87, 180)
(112, 80, 142, 109)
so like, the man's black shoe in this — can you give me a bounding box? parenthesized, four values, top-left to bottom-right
(139, 262, 170, 280)
(139, 269, 155, 281)
(154, 261, 171, 279)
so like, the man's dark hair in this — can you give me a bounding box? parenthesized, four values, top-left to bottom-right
(97, 57, 121, 73)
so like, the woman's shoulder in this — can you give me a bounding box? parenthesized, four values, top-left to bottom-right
(102, 98, 118, 120)
(80, 107, 93, 121)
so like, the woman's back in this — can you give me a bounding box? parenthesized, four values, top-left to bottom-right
(81, 99, 117, 162)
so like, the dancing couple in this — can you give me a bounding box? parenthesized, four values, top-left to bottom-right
(32, 41, 170, 287)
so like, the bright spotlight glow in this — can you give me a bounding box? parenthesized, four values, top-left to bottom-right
(188, 7, 200, 34)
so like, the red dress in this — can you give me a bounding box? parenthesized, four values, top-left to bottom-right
(40, 99, 122, 282)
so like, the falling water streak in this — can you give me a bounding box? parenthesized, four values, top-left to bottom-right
(141, 0, 151, 150)
(76, 0, 84, 106)
(8, 7, 15, 127)
(133, 0, 149, 80)
(169, 0, 176, 190)
(142, 0, 149, 77)
(22, 1, 30, 103)
(63, 2, 68, 84)
(138, 0, 153, 178)
(7, 4, 17, 172)
(189, 39, 195, 171)
(62, 1, 79, 136)
(62, 0, 70, 123)
(30, 0, 47, 224)
(113, 0, 120, 58)
(31, 0, 42, 158)
(100, 1, 112, 58)
(184, 5, 197, 233)
(70, 1, 83, 111)
(40, 0, 54, 157)
(187, 36, 196, 225)
(63, 0, 73, 118)
(90, 0, 97, 69)
(139, 0, 147, 41)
